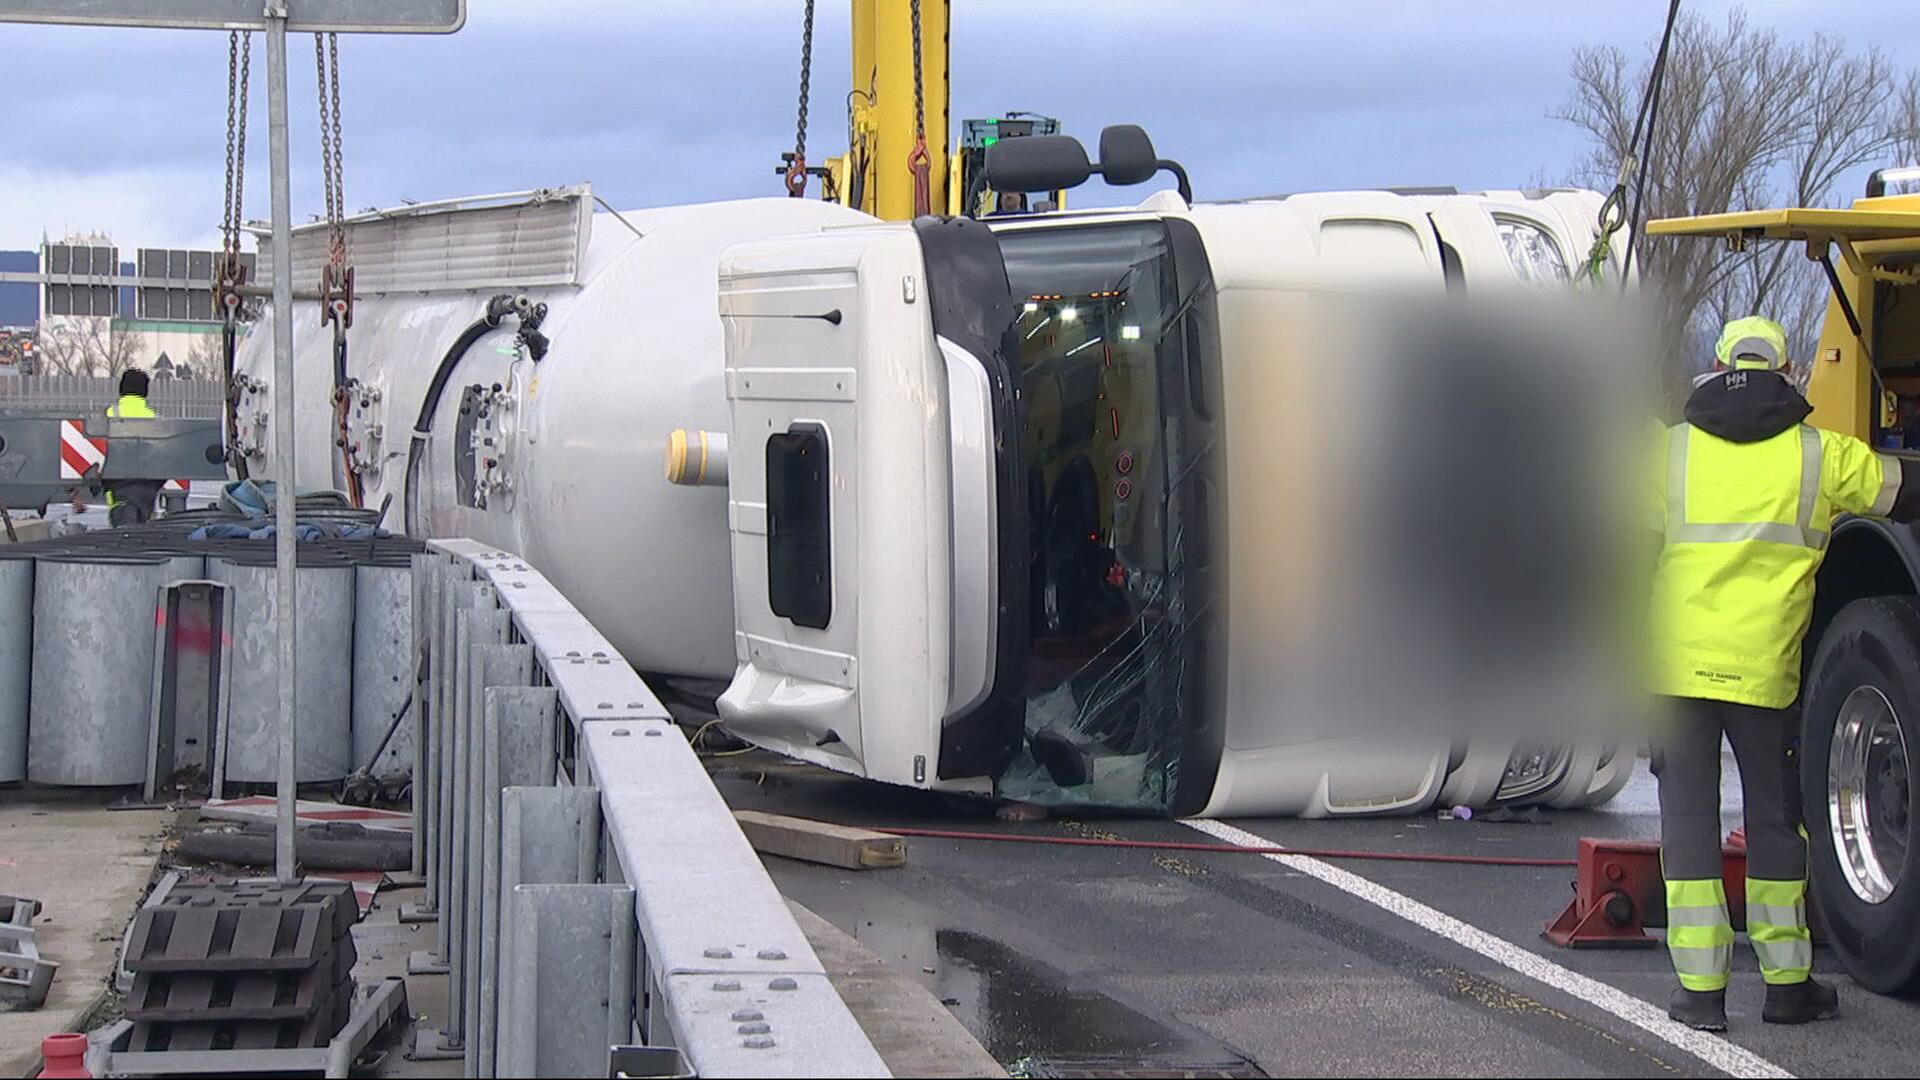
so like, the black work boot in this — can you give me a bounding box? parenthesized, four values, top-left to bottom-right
(1668, 987, 1729, 1031)
(1762, 978, 1840, 1024)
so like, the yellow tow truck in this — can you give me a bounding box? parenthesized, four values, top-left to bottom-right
(1651, 167, 1920, 994)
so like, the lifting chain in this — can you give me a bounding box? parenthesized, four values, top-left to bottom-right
(314, 31, 360, 505)
(1582, 0, 1681, 290)
(217, 29, 253, 481)
(786, 0, 815, 197)
(216, 30, 252, 323)
(315, 31, 353, 332)
(907, 0, 932, 217)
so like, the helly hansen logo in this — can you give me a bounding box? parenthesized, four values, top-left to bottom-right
(1725, 372, 1749, 390)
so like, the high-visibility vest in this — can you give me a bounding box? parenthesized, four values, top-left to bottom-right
(106, 394, 156, 420)
(1649, 419, 1903, 708)
(102, 393, 157, 507)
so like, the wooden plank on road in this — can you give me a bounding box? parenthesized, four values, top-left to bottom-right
(734, 810, 907, 870)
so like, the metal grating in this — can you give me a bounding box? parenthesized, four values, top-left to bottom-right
(253, 186, 594, 296)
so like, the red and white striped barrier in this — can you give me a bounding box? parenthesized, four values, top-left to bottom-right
(57, 419, 105, 480)
(313, 871, 387, 916)
(57, 418, 194, 491)
(203, 796, 413, 834)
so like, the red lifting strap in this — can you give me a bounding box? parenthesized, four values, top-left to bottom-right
(907, 137, 932, 218)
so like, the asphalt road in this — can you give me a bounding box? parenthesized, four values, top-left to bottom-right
(714, 751, 1919, 1079)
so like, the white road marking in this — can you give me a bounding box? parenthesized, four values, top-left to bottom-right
(1181, 818, 1793, 1079)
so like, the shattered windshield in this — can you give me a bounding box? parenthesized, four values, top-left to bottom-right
(992, 220, 1207, 812)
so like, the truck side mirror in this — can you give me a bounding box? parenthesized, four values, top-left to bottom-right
(984, 134, 1092, 193)
(1096, 124, 1158, 185)
(1096, 123, 1193, 203)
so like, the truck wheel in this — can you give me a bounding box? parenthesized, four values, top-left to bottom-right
(1801, 596, 1920, 994)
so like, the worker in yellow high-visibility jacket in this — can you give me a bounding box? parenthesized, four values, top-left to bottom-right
(1650, 316, 1920, 1030)
(68, 368, 164, 526)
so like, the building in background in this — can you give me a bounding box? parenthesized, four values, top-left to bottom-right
(0, 250, 37, 326)
(0, 251, 37, 376)
(0, 235, 253, 377)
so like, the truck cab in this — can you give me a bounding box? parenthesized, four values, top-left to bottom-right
(713, 127, 1637, 818)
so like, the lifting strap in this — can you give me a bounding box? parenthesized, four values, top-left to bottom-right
(1583, 0, 1682, 289)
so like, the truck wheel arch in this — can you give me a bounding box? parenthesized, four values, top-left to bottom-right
(1811, 519, 1920, 653)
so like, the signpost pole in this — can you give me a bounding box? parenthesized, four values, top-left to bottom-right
(263, 2, 299, 884)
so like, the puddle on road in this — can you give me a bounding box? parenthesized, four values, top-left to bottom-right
(935, 928, 1186, 1062)
(939, 930, 1266, 1078)
(777, 870, 1263, 1077)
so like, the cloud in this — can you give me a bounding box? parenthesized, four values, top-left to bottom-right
(0, 164, 224, 249)
(1, 0, 1914, 249)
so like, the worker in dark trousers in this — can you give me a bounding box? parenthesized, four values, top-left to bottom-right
(69, 368, 164, 526)
(1651, 316, 1920, 1030)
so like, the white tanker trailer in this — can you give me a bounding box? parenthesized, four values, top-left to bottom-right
(238, 145, 1642, 817)
(238, 189, 873, 681)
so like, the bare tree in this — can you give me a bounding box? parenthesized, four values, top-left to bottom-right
(185, 332, 224, 380)
(1894, 72, 1920, 168)
(33, 317, 140, 378)
(1559, 8, 1920, 403)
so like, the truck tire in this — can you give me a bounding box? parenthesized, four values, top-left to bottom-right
(1801, 595, 1920, 994)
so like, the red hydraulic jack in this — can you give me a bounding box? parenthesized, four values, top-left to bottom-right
(1542, 831, 1753, 948)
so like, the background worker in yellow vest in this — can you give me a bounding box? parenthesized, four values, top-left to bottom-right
(1650, 316, 1920, 1030)
(68, 368, 165, 527)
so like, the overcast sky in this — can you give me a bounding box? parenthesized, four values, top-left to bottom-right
(1, 0, 1914, 251)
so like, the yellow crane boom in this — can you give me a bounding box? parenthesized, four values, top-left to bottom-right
(826, 0, 950, 221)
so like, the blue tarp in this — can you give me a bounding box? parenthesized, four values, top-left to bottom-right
(220, 479, 275, 518)
(187, 519, 389, 542)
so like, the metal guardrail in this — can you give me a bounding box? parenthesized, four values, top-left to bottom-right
(416, 539, 889, 1079)
(0, 375, 224, 419)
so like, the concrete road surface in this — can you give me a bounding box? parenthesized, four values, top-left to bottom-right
(0, 787, 166, 1077)
(720, 749, 1916, 1078)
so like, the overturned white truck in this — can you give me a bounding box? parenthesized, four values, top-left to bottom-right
(241, 147, 1642, 817)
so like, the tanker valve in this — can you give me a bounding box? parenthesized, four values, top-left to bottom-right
(665, 428, 729, 487)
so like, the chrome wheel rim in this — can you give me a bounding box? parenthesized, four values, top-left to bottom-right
(1829, 685, 1911, 904)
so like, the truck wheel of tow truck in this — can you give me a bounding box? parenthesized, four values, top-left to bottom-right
(1801, 595, 1920, 994)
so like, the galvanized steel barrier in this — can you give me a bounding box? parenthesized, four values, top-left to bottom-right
(1, 511, 424, 792)
(414, 539, 889, 1078)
